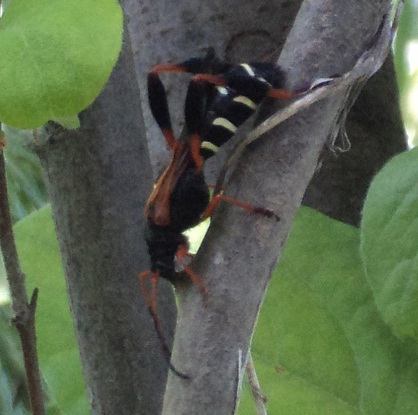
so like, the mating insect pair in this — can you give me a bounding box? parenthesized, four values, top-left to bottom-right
(140, 48, 297, 377)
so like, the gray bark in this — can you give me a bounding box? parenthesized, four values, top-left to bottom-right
(36, 24, 175, 415)
(125, 0, 302, 179)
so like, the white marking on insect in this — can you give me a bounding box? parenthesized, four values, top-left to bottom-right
(213, 117, 238, 133)
(233, 95, 257, 110)
(216, 86, 229, 95)
(240, 63, 255, 77)
(201, 141, 220, 153)
(256, 76, 270, 86)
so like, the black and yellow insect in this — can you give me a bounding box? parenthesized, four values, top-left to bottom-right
(141, 48, 296, 378)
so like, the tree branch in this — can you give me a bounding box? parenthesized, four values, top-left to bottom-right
(0, 143, 45, 415)
(36, 21, 175, 415)
(160, 1, 394, 414)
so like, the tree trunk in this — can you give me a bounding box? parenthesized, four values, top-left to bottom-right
(36, 23, 175, 415)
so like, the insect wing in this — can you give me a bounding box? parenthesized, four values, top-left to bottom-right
(145, 142, 190, 226)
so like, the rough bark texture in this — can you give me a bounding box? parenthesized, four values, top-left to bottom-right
(36, 25, 176, 415)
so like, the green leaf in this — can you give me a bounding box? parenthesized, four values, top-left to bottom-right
(238, 207, 418, 414)
(361, 147, 418, 341)
(0, 0, 123, 128)
(14, 206, 89, 414)
(394, 0, 418, 97)
(0, 307, 30, 415)
(3, 126, 48, 222)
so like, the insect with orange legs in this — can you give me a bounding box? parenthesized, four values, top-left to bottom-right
(140, 48, 298, 378)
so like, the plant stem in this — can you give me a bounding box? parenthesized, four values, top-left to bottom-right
(0, 145, 46, 415)
(246, 355, 267, 415)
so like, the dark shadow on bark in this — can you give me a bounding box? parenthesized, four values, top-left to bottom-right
(303, 54, 407, 226)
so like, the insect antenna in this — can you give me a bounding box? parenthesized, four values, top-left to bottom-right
(139, 270, 190, 380)
(147, 306, 190, 380)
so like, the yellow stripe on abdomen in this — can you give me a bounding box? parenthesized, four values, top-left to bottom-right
(212, 117, 238, 133)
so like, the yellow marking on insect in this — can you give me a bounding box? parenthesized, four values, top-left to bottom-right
(213, 117, 238, 133)
(216, 86, 229, 95)
(240, 63, 255, 77)
(233, 95, 257, 110)
(257, 76, 271, 86)
(201, 141, 220, 153)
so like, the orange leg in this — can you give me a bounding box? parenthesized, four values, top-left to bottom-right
(150, 64, 188, 74)
(138, 269, 189, 379)
(176, 244, 209, 302)
(200, 193, 280, 222)
(139, 270, 162, 316)
(192, 73, 226, 86)
(161, 128, 176, 150)
(139, 270, 157, 311)
(150, 272, 160, 315)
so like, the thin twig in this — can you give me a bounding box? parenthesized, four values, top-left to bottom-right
(13, 289, 46, 415)
(246, 354, 268, 415)
(0, 139, 46, 415)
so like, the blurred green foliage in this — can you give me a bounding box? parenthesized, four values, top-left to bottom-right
(238, 147, 418, 414)
(394, 0, 418, 145)
(14, 208, 89, 414)
(0, 306, 64, 415)
(0, 306, 31, 415)
(1, 207, 88, 414)
(2, 126, 48, 223)
(361, 146, 418, 340)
